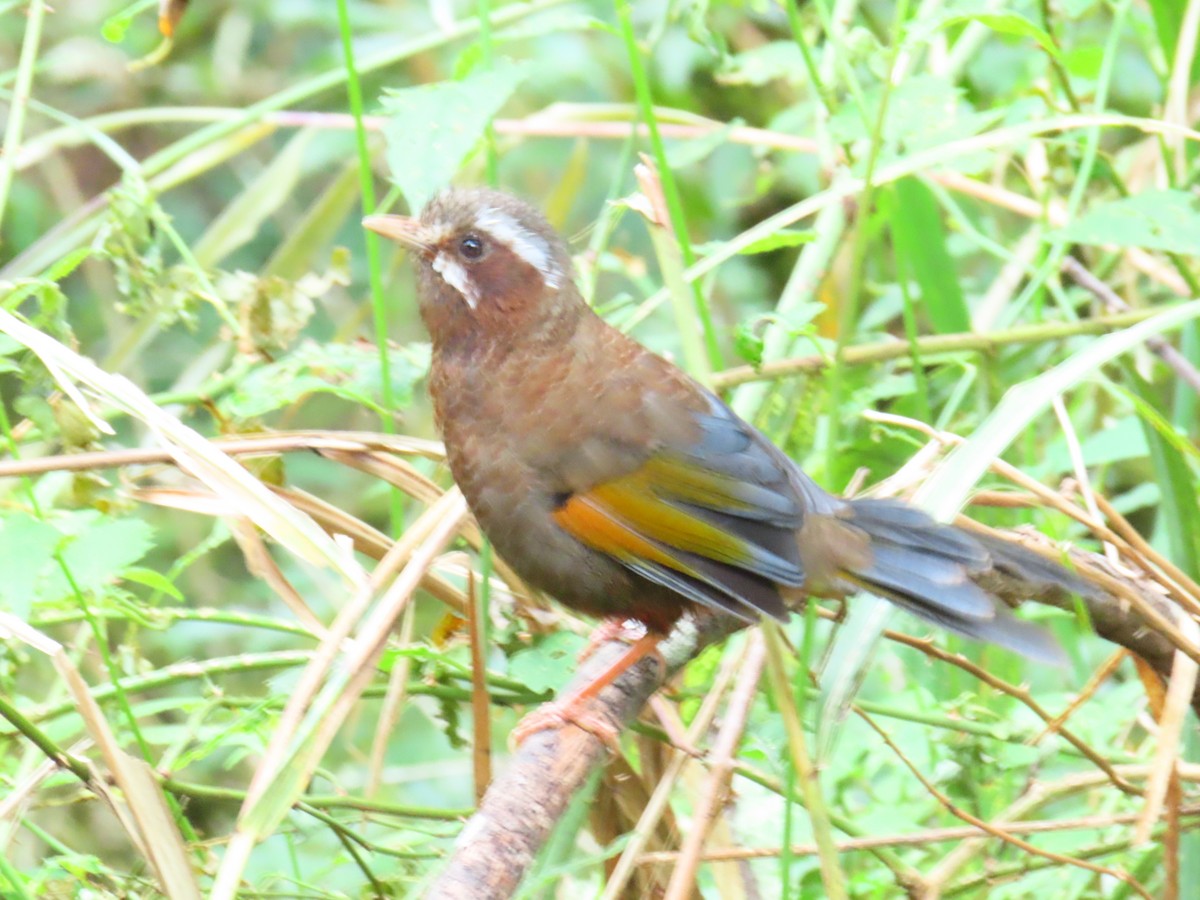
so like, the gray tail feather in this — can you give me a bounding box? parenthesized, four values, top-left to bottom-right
(845, 499, 1067, 665)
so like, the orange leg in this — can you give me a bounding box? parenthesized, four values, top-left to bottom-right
(512, 632, 665, 750)
(578, 617, 654, 662)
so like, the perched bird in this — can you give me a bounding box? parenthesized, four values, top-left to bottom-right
(364, 188, 1073, 738)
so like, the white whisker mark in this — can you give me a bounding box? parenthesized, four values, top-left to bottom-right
(473, 207, 563, 289)
(432, 252, 479, 308)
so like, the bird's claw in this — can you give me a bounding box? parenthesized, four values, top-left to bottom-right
(511, 701, 623, 753)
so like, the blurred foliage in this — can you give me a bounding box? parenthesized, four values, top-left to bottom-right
(0, 0, 1198, 897)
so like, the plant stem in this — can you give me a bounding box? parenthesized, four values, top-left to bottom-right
(0, 0, 46, 243)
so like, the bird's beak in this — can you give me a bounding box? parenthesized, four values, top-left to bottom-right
(362, 215, 433, 254)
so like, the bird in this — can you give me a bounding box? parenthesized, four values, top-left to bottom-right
(363, 187, 1077, 742)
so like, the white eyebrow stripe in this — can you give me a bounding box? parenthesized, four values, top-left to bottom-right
(472, 207, 563, 289)
(431, 252, 479, 308)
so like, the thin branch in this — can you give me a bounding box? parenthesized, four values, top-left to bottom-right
(424, 615, 741, 898)
(712, 309, 1159, 388)
(1063, 256, 1200, 394)
(662, 632, 767, 900)
(634, 806, 1200, 862)
(856, 709, 1155, 899)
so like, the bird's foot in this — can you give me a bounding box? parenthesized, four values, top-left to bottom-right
(579, 619, 666, 679)
(511, 699, 622, 752)
(511, 631, 668, 752)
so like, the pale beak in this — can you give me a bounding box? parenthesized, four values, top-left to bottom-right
(362, 214, 433, 254)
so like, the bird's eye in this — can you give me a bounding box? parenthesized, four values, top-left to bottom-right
(459, 235, 484, 260)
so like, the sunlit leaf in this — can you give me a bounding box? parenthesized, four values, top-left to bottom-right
(41, 518, 156, 600)
(380, 59, 532, 211)
(508, 632, 586, 693)
(0, 515, 62, 619)
(219, 341, 431, 419)
(1055, 190, 1200, 255)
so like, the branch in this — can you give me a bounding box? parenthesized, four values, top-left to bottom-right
(425, 616, 739, 899)
(428, 536, 1199, 896)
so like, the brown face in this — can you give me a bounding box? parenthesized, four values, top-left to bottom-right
(363, 188, 572, 331)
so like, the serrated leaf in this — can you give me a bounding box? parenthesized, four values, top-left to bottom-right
(219, 341, 431, 419)
(43, 247, 95, 283)
(380, 58, 531, 211)
(507, 632, 585, 693)
(41, 519, 156, 600)
(828, 76, 1000, 156)
(0, 515, 62, 619)
(1056, 190, 1200, 255)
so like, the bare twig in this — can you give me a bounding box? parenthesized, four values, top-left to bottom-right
(424, 615, 743, 898)
(662, 633, 766, 900)
(1063, 256, 1200, 394)
(883, 629, 1139, 795)
(1136, 616, 1200, 843)
(467, 569, 493, 804)
(634, 805, 1200, 863)
(856, 709, 1155, 899)
(600, 648, 743, 898)
(712, 309, 1158, 388)
(1031, 649, 1128, 745)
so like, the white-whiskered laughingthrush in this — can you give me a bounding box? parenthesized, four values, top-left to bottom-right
(364, 188, 1077, 740)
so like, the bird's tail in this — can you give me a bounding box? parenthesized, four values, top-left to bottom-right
(838, 498, 1067, 664)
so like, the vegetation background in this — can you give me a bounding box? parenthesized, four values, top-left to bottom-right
(1, 0, 1199, 897)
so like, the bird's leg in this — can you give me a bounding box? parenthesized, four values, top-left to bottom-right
(512, 632, 665, 750)
(578, 617, 663, 665)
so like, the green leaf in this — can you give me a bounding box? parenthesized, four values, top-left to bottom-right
(929, 11, 1061, 61)
(219, 341, 431, 419)
(695, 230, 815, 257)
(101, 9, 136, 43)
(42, 247, 95, 284)
(738, 229, 816, 255)
(380, 58, 532, 211)
(1132, 373, 1200, 577)
(1064, 45, 1105, 80)
(41, 519, 156, 600)
(716, 41, 803, 87)
(0, 515, 62, 619)
(733, 319, 765, 367)
(507, 632, 585, 693)
(1147, 0, 1200, 85)
(827, 76, 1000, 158)
(888, 177, 970, 333)
(120, 566, 185, 601)
(1056, 190, 1200, 255)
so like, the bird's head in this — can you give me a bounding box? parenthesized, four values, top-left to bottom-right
(364, 188, 580, 344)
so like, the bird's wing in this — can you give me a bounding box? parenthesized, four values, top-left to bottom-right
(551, 394, 805, 623)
